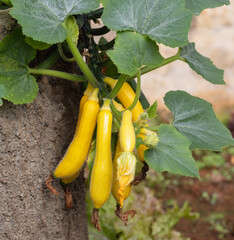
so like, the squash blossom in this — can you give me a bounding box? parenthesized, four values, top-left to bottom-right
(116, 152, 136, 207)
(141, 128, 159, 148)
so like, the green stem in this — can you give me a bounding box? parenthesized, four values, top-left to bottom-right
(29, 68, 86, 82)
(57, 43, 75, 62)
(37, 50, 60, 69)
(126, 53, 180, 81)
(107, 74, 127, 99)
(66, 33, 99, 87)
(110, 101, 122, 119)
(127, 70, 141, 111)
(113, 117, 120, 131)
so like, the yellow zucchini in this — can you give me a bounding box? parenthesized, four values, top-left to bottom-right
(104, 77, 144, 122)
(53, 88, 100, 178)
(112, 99, 125, 112)
(61, 167, 82, 185)
(75, 83, 94, 135)
(90, 99, 113, 209)
(119, 110, 135, 152)
(137, 133, 148, 162)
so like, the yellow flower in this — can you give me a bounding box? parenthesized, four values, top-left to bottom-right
(116, 152, 136, 207)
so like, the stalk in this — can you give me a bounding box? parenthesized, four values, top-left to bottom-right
(29, 68, 86, 82)
(126, 52, 181, 81)
(66, 33, 99, 87)
(127, 70, 141, 111)
(57, 43, 75, 62)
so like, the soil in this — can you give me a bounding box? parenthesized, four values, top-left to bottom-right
(162, 158, 234, 240)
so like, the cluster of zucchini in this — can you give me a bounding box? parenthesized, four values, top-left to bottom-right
(50, 77, 158, 230)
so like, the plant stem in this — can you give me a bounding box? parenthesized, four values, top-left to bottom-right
(127, 70, 141, 111)
(113, 117, 120, 131)
(37, 49, 60, 69)
(110, 101, 122, 119)
(107, 74, 127, 99)
(57, 43, 75, 62)
(29, 68, 86, 82)
(66, 33, 99, 87)
(126, 53, 180, 81)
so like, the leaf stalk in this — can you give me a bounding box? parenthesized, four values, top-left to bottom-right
(29, 68, 86, 82)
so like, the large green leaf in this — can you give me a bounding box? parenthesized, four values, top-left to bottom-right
(10, 0, 100, 44)
(0, 28, 38, 104)
(107, 31, 164, 76)
(102, 0, 193, 47)
(144, 124, 199, 178)
(164, 91, 234, 150)
(25, 37, 52, 50)
(180, 43, 224, 85)
(185, 0, 230, 15)
(65, 16, 79, 45)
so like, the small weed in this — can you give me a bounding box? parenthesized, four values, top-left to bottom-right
(206, 213, 230, 239)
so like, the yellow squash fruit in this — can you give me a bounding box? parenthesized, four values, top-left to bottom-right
(60, 165, 84, 185)
(90, 99, 113, 209)
(104, 77, 149, 161)
(53, 88, 100, 178)
(75, 83, 94, 135)
(112, 138, 132, 207)
(119, 110, 135, 152)
(112, 99, 125, 112)
(104, 77, 144, 122)
(137, 133, 148, 162)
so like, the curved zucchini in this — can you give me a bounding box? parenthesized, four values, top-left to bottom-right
(53, 88, 100, 178)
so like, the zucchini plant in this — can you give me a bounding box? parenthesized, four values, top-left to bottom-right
(0, 0, 233, 231)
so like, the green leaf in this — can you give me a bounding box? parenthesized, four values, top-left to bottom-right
(102, 0, 193, 47)
(25, 37, 52, 50)
(144, 124, 199, 178)
(65, 16, 79, 45)
(107, 31, 164, 76)
(185, 0, 230, 15)
(10, 0, 100, 44)
(0, 28, 38, 104)
(180, 43, 224, 85)
(147, 101, 157, 119)
(136, 137, 144, 149)
(164, 91, 234, 151)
